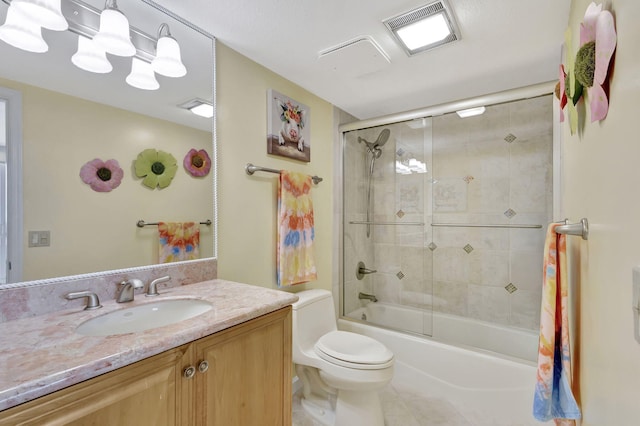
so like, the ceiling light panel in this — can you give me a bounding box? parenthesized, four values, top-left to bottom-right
(383, 0, 461, 56)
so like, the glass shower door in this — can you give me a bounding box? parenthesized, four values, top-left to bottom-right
(342, 119, 433, 337)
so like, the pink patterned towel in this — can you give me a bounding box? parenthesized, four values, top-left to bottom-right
(533, 223, 581, 424)
(277, 171, 317, 286)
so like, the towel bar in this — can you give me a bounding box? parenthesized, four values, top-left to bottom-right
(245, 163, 323, 185)
(555, 218, 589, 240)
(137, 220, 212, 228)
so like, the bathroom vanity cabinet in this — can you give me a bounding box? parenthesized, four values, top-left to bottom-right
(0, 307, 292, 426)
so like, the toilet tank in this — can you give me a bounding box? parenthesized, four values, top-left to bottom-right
(292, 289, 337, 355)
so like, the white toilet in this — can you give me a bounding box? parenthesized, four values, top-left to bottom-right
(292, 289, 394, 426)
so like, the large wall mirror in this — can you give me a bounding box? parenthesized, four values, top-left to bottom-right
(0, 0, 216, 285)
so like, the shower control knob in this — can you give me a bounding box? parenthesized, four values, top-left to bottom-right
(198, 360, 209, 373)
(183, 365, 196, 379)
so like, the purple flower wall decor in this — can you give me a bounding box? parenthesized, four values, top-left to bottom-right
(183, 148, 211, 177)
(80, 159, 124, 192)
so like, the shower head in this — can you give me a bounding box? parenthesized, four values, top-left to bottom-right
(374, 128, 390, 147)
(358, 128, 391, 155)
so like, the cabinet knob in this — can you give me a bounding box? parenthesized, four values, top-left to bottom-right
(183, 366, 196, 379)
(198, 360, 209, 373)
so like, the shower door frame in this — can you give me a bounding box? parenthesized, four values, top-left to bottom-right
(337, 81, 562, 331)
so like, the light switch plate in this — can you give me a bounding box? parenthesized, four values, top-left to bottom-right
(28, 231, 50, 247)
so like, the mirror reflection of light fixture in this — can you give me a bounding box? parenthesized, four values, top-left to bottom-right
(126, 57, 159, 91)
(179, 99, 214, 118)
(0, 0, 188, 90)
(92, 0, 135, 57)
(0, 4, 49, 52)
(71, 34, 112, 73)
(456, 106, 486, 118)
(11, 0, 68, 31)
(152, 23, 186, 78)
(383, 0, 460, 56)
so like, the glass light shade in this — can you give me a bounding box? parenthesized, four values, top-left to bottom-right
(126, 58, 159, 90)
(152, 36, 186, 77)
(11, 0, 68, 31)
(396, 13, 451, 51)
(71, 35, 113, 74)
(0, 5, 48, 53)
(92, 8, 135, 57)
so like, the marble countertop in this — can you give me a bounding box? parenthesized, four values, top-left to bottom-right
(0, 279, 298, 411)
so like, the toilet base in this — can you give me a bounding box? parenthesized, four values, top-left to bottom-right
(335, 389, 385, 426)
(299, 389, 385, 426)
(300, 395, 335, 426)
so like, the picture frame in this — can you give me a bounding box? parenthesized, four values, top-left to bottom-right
(267, 89, 311, 162)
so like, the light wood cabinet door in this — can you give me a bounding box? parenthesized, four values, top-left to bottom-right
(0, 348, 185, 426)
(192, 307, 292, 426)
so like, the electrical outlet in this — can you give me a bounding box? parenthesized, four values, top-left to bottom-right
(28, 231, 50, 247)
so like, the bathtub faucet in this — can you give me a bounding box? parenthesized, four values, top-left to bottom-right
(359, 292, 378, 303)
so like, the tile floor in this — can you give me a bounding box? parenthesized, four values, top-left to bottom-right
(292, 383, 472, 426)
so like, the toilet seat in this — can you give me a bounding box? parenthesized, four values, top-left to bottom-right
(314, 331, 394, 370)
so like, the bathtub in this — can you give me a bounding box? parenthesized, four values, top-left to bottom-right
(339, 303, 551, 425)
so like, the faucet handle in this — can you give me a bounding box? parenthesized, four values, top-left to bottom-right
(146, 276, 171, 297)
(65, 291, 102, 310)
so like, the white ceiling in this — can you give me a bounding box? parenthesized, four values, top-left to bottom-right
(155, 0, 570, 120)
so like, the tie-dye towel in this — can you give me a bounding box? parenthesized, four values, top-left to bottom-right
(277, 171, 317, 286)
(533, 224, 581, 424)
(158, 222, 200, 263)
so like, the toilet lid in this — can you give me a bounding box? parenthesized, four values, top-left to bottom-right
(314, 331, 394, 368)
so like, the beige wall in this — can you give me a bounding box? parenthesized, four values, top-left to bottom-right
(216, 43, 333, 293)
(0, 78, 213, 281)
(563, 1, 640, 423)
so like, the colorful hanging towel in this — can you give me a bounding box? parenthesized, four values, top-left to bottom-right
(533, 224, 581, 424)
(277, 171, 317, 286)
(158, 222, 200, 263)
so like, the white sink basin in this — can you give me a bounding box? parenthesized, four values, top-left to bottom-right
(76, 299, 213, 336)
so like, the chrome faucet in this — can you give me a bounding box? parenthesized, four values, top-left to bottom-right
(146, 276, 171, 297)
(358, 292, 378, 303)
(116, 279, 144, 303)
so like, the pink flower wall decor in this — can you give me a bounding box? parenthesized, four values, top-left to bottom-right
(183, 148, 211, 177)
(80, 159, 124, 192)
(579, 2, 617, 122)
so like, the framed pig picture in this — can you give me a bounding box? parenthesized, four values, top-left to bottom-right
(267, 89, 311, 162)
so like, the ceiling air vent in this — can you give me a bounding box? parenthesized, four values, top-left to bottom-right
(383, 0, 461, 56)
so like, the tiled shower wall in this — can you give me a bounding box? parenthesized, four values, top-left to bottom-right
(431, 95, 553, 331)
(343, 94, 553, 333)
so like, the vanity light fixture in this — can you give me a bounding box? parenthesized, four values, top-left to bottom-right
(0, 4, 49, 52)
(456, 106, 486, 118)
(179, 98, 214, 118)
(383, 0, 460, 56)
(0, 0, 188, 90)
(126, 57, 159, 91)
(152, 23, 186, 77)
(71, 34, 113, 73)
